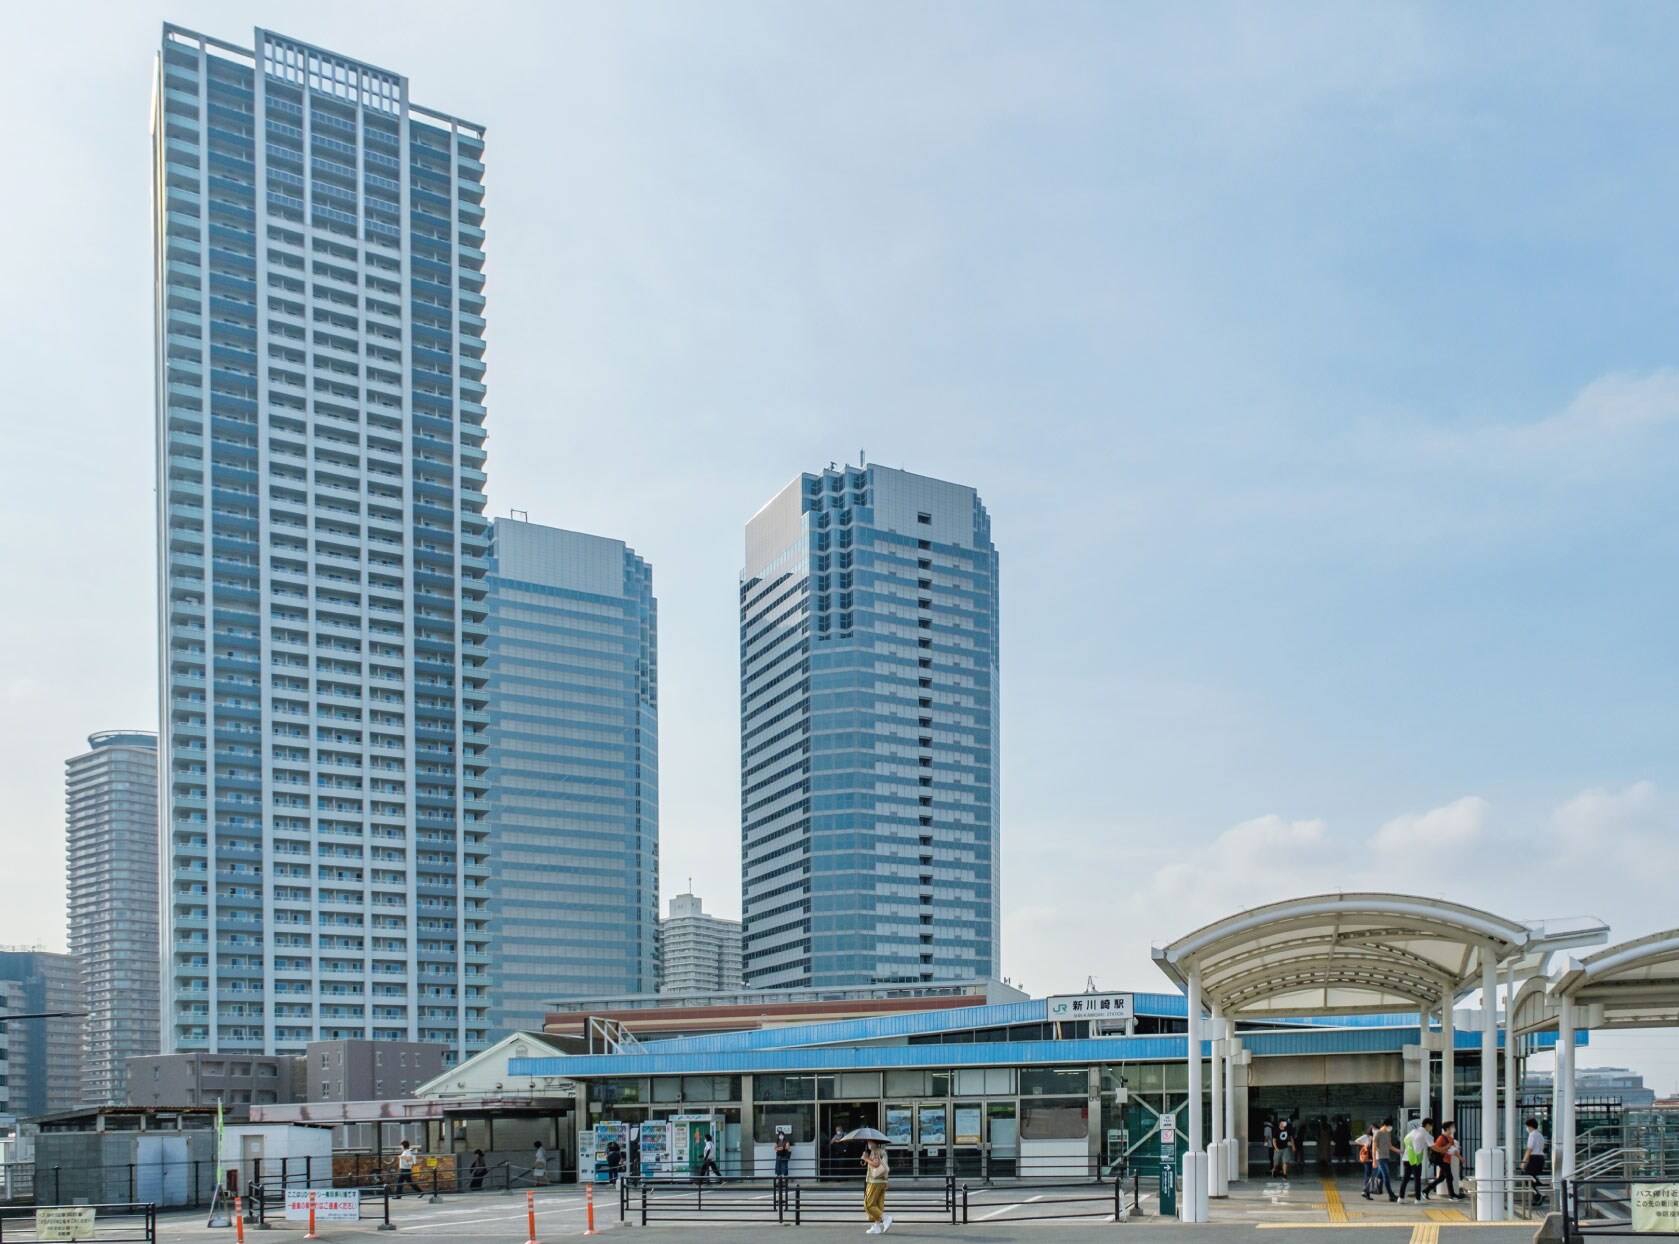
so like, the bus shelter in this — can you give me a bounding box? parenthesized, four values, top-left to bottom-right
(1532, 929, 1679, 1199)
(1155, 893, 1532, 1222)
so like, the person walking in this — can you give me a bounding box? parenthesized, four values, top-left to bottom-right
(699, 1133, 721, 1181)
(394, 1140, 420, 1198)
(1398, 1118, 1432, 1202)
(1425, 1122, 1465, 1200)
(1263, 1118, 1277, 1176)
(532, 1140, 548, 1187)
(861, 1139, 892, 1234)
(1357, 1127, 1375, 1195)
(607, 1141, 624, 1185)
(468, 1149, 488, 1191)
(1364, 1119, 1397, 1202)
(774, 1129, 792, 1181)
(1274, 1117, 1292, 1178)
(1522, 1118, 1548, 1208)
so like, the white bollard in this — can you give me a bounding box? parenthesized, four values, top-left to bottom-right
(1226, 1138, 1240, 1183)
(1194, 1150, 1209, 1220)
(1180, 1151, 1200, 1222)
(1475, 1147, 1504, 1221)
(1207, 1141, 1227, 1196)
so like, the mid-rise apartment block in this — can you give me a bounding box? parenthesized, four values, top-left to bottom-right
(740, 465, 1000, 989)
(485, 519, 659, 1025)
(306, 1038, 445, 1101)
(0, 951, 86, 1118)
(658, 893, 743, 994)
(154, 24, 491, 1057)
(65, 731, 160, 1105)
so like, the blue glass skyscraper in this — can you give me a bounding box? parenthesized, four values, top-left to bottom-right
(486, 519, 659, 1027)
(153, 25, 490, 1057)
(740, 465, 1000, 990)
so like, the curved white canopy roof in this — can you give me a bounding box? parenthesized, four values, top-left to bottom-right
(1548, 927, 1679, 1031)
(1154, 892, 1531, 1018)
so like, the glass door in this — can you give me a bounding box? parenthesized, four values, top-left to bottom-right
(987, 1102, 1018, 1178)
(916, 1102, 949, 1177)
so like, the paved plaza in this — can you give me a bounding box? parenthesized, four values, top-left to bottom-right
(144, 1176, 1546, 1244)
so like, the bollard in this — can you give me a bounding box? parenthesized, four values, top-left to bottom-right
(235, 1196, 246, 1244)
(305, 1189, 319, 1240)
(584, 1178, 596, 1235)
(524, 1189, 537, 1244)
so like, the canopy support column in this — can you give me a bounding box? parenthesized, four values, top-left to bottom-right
(1182, 968, 1207, 1222)
(1440, 985, 1456, 1183)
(1557, 1004, 1576, 1200)
(1503, 958, 1517, 1220)
(1209, 1004, 1225, 1197)
(1478, 954, 1503, 1220)
(1418, 1008, 1431, 1123)
(1224, 1018, 1238, 1183)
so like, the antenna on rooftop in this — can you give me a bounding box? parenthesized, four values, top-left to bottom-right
(860, 448, 866, 466)
(1085, 975, 1098, 993)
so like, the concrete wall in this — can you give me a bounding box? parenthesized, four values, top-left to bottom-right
(33, 1129, 217, 1207)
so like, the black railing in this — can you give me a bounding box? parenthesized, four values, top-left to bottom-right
(619, 1172, 1132, 1226)
(250, 1181, 392, 1231)
(0, 1203, 157, 1242)
(1564, 1176, 1679, 1239)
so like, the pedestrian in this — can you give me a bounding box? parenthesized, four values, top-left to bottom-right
(828, 1124, 847, 1181)
(1263, 1118, 1277, 1176)
(1357, 1127, 1375, 1194)
(394, 1140, 420, 1198)
(1274, 1116, 1292, 1178)
(607, 1140, 624, 1185)
(1523, 1118, 1548, 1208)
(1425, 1122, 1464, 1200)
(774, 1128, 792, 1183)
(1364, 1119, 1397, 1202)
(699, 1133, 721, 1180)
(469, 1148, 487, 1192)
(1397, 1118, 1432, 1202)
(532, 1140, 548, 1187)
(861, 1139, 892, 1234)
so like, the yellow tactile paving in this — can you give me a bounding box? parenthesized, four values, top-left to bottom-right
(1409, 1225, 1440, 1244)
(1322, 1174, 1350, 1223)
(1426, 1206, 1471, 1222)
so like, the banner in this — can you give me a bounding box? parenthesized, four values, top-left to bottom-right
(1632, 1184, 1679, 1233)
(35, 1208, 96, 1242)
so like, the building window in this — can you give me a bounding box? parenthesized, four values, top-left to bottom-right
(916, 513, 931, 525)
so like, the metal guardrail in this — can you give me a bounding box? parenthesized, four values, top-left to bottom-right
(250, 1181, 392, 1231)
(618, 1172, 1136, 1226)
(1564, 1176, 1679, 1239)
(0, 1203, 157, 1242)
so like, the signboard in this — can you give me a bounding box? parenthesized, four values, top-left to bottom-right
(953, 1105, 983, 1146)
(1632, 1184, 1679, 1233)
(285, 1190, 360, 1222)
(35, 1208, 95, 1242)
(1159, 1118, 1176, 1149)
(1047, 993, 1134, 1022)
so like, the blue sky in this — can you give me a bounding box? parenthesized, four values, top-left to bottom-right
(0, 2, 1674, 1082)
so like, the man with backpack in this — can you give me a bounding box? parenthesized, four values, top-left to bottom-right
(1397, 1118, 1432, 1202)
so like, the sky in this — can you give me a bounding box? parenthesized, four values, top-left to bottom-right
(1, 2, 1675, 1086)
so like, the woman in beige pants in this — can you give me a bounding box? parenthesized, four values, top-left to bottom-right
(862, 1141, 892, 1234)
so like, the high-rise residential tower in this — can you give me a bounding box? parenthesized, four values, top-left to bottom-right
(658, 893, 743, 995)
(484, 518, 659, 1026)
(739, 464, 1000, 990)
(154, 25, 490, 1058)
(65, 731, 161, 1105)
(0, 951, 86, 1118)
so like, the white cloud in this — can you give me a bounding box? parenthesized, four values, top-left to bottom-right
(1529, 370, 1679, 442)
(1372, 795, 1489, 855)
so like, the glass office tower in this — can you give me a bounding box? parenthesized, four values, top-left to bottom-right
(65, 731, 160, 1105)
(485, 519, 659, 1027)
(739, 465, 1000, 990)
(153, 25, 490, 1057)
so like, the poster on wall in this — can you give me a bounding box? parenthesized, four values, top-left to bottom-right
(953, 1106, 982, 1146)
(917, 1104, 948, 1147)
(885, 1107, 913, 1147)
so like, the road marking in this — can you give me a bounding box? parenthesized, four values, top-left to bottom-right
(1410, 1225, 1440, 1244)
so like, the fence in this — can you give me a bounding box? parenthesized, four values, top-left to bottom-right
(620, 1172, 1137, 1226)
(0, 1162, 219, 1210)
(1564, 1177, 1679, 1239)
(0, 1203, 157, 1243)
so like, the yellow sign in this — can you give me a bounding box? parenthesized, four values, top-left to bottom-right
(425, 1156, 438, 1168)
(35, 1207, 96, 1242)
(1632, 1184, 1679, 1233)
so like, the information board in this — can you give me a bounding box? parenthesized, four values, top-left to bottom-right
(1632, 1183, 1679, 1233)
(35, 1208, 95, 1242)
(1046, 993, 1134, 1022)
(285, 1189, 361, 1222)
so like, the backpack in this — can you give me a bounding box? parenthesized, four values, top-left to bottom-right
(1358, 1139, 1371, 1164)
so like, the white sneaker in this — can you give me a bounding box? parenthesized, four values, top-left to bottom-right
(881, 1216, 894, 1233)
(866, 1227, 882, 1235)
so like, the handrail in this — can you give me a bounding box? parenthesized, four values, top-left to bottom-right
(1577, 1147, 1650, 1180)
